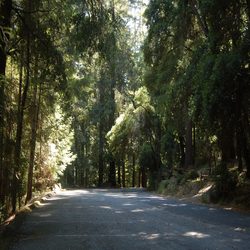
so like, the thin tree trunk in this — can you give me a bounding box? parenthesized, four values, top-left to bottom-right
(193, 124, 196, 165)
(179, 135, 185, 168)
(25, 78, 41, 204)
(98, 75, 105, 187)
(235, 79, 243, 171)
(185, 120, 193, 168)
(122, 159, 125, 188)
(117, 163, 121, 187)
(108, 0, 117, 187)
(242, 110, 250, 178)
(108, 159, 116, 187)
(138, 168, 141, 187)
(12, 2, 31, 211)
(246, 0, 250, 23)
(236, 130, 243, 172)
(154, 117, 162, 170)
(132, 154, 135, 187)
(0, 0, 12, 206)
(141, 167, 147, 188)
(98, 119, 104, 187)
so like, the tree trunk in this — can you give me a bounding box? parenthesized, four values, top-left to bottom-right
(132, 154, 135, 187)
(117, 162, 121, 187)
(138, 168, 141, 187)
(98, 119, 104, 187)
(12, 2, 31, 211)
(242, 111, 250, 178)
(141, 167, 147, 188)
(0, 0, 12, 206)
(97, 73, 105, 187)
(25, 78, 41, 204)
(179, 135, 185, 168)
(122, 159, 125, 188)
(108, 158, 116, 187)
(246, 0, 250, 23)
(154, 117, 162, 177)
(219, 122, 235, 166)
(236, 130, 243, 172)
(184, 120, 193, 168)
(235, 79, 243, 172)
(192, 124, 196, 165)
(85, 168, 89, 188)
(107, 0, 117, 187)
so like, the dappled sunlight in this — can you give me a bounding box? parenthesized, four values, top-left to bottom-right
(140, 195, 165, 201)
(11, 189, 250, 250)
(183, 231, 210, 239)
(103, 193, 139, 199)
(232, 239, 242, 242)
(62, 189, 92, 196)
(209, 208, 217, 211)
(163, 203, 187, 207)
(131, 209, 144, 213)
(130, 206, 161, 213)
(33, 200, 50, 207)
(234, 227, 246, 232)
(123, 203, 134, 206)
(224, 207, 233, 211)
(46, 196, 65, 201)
(194, 184, 213, 198)
(99, 206, 112, 210)
(143, 233, 160, 240)
(75, 206, 84, 209)
(115, 210, 124, 214)
(103, 193, 122, 198)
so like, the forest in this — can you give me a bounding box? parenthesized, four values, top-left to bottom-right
(0, 0, 249, 223)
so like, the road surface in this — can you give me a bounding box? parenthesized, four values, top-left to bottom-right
(9, 189, 250, 249)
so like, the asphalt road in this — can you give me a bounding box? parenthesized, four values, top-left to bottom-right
(9, 189, 250, 250)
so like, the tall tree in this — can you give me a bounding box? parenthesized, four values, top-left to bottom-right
(0, 0, 12, 205)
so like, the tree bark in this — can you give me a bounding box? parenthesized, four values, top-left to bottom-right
(219, 123, 235, 166)
(117, 162, 121, 187)
(0, 0, 12, 206)
(98, 73, 105, 187)
(242, 111, 250, 178)
(98, 119, 104, 187)
(184, 120, 193, 168)
(25, 76, 40, 204)
(122, 159, 125, 188)
(107, 0, 117, 188)
(246, 0, 250, 22)
(138, 168, 141, 187)
(108, 158, 116, 187)
(12, 0, 31, 212)
(179, 135, 185, 168)
(141, 166, 147, 188)
(132, 154, 135, 187)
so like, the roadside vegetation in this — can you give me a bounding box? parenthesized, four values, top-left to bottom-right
(0, 0, 250, 223)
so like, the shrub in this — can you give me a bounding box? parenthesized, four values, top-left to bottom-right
(211, 164, 237, 202)
(184, 170, 199, 181)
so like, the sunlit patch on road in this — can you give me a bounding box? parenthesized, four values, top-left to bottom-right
(183, 231, 210, 239)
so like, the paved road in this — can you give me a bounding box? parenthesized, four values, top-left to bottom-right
(10, 189, 250, 250)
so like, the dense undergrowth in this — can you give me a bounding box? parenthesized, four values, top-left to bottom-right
(157, 167, 250, 211)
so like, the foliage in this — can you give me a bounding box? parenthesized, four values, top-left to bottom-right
(1, 0, 250, 221)
(211, 164, 238, 201)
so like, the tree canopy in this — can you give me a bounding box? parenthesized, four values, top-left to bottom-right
(0, 0, 249, 221)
